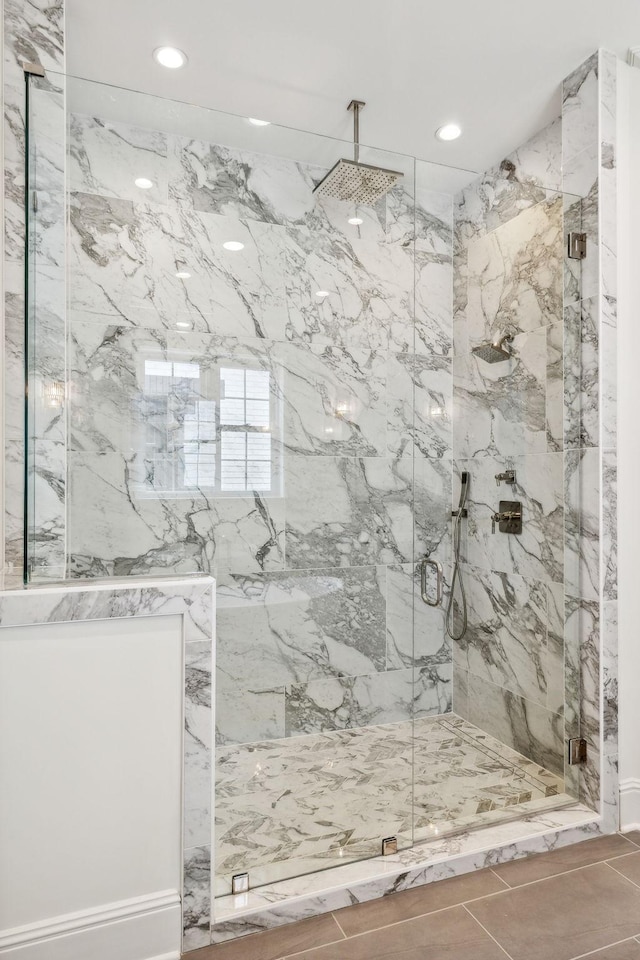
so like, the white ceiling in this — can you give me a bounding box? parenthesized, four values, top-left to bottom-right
(66, 0, 640, 174)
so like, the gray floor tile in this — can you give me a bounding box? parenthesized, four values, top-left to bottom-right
(492, 834, 638, 887)
(286, 905, 508, 959)
(608, 852, 640, 887)
(466, 862, 640, 960)
(190, 915, 344, 960)
(582, 941, 640, 959)
(333, 868, 508, 937)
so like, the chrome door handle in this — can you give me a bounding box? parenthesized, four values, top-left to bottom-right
(420, 556, 443, 607)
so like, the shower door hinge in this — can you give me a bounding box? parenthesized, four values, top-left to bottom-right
(567, 737, 588, 765)
(568, 232, 587, 260)
(32, 192, 38, 212)
(382, 836, 398, 856)
(231, 872, 249, 894)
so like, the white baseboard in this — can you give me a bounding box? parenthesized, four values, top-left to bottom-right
(0, 891, 181, 960)
(620, 777, 640, 832)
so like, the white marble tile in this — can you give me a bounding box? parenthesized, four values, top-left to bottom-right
(562, 53, 598, 164)
(563, 298, 598, 450)
(70, 113, 169, 204)
(283, 457, 423, 568)
(465, 195, 563, 347)
(453, 327, 547, 459)
(67, 451, 285, 580)
(216, 566, 387, 694)
(185, 641, 213, 848)
(602, 448, 617, 602)
(387, 353, 452, 459)
(455, 452, 563, 584)
(564, 447, 600, 601)
(453, 564, 551, 708)
(183, 844, 211, 950)
(603, 601, 618, 757)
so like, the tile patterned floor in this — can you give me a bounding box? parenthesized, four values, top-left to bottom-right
(191, 832, 640, 960)
(216, 713, 567, 895)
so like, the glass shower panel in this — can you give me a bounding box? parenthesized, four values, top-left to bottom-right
(24, 71, 67, 582)
(25, 71, 424, 891)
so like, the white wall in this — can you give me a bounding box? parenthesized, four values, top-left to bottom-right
(616, 61, 640, 830)
(0, 614, 184, 959)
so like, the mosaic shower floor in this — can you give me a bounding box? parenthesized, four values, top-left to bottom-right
(215, 713, 571, 896)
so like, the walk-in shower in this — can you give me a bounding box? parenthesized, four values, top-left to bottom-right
(22, 64, 588, 943)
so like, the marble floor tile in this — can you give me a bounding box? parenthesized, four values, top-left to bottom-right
(215, 714, 566, 897)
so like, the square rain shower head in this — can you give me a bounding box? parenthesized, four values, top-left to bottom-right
(313, 157, 404, 205)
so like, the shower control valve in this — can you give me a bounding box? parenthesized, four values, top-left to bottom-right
(495, 469, 516, 486)
(491, 501, 523, 535)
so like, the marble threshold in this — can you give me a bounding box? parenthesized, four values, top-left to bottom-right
(210, 802, 600, 944)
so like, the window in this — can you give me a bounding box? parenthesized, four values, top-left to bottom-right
(139, 358, 278, 497)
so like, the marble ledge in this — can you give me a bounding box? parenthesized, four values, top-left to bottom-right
(210, 803, 600, 943)
(0, 573, 214, 642)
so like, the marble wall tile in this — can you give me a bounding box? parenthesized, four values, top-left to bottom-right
(546, 581, 565, 718)
(28, 438, 66, 578)
(284, 666, 450, 736)
(185, 640, 213, 848)
(461, 672, 564, 777)
(69, 193, 290, 340)
(603, 601, 618, 757)
(283, 223, 414, 352)
(454, 453, 563, 584)
(413, 249, 454, 358)
(465, 195, 563, 348)
(387, 353, 452, 459)
(183, 844, 211, 950)
(455, 120, 561, 246)
(67, 451, 285, 580)
(452, 564, 551, 709)
(216, 566, 387, 695)
(601, 295, 617, 452)
(69, 114, 169, 204)
(284, 456, 449, 569)
(562, 53, 598, 164)
(385, 561, 449, 669)
(602, 448, 617, 602)
(564, 447, 600, 601)
(581, 180, 599, 303)
(453, 327, 547, 459)
(563, 297, 599, 450)
(543, 325, 562, 460)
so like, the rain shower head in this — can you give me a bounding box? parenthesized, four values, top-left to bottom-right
(313, 100, 404, 205)
(472, 332, 514, 364)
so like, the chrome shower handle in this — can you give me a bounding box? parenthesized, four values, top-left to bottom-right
(420, 556, 443, 607)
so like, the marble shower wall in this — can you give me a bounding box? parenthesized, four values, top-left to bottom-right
(561, 51, 618, 825)
(451, 119, 569, 778)
(65, 113, 455, 744)
(3, 0, 66, 579)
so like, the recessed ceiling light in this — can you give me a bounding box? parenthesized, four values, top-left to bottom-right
(315, 290, 330, 299)
(175, 269, 191, 279)
(135, 177, 153, 189)
(248, 118, 270, 127)
(153, 46, 188, 69)
(348, 216, 363, 226)
(435, 123, 462, 142)
(223, 240, 244, 251)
